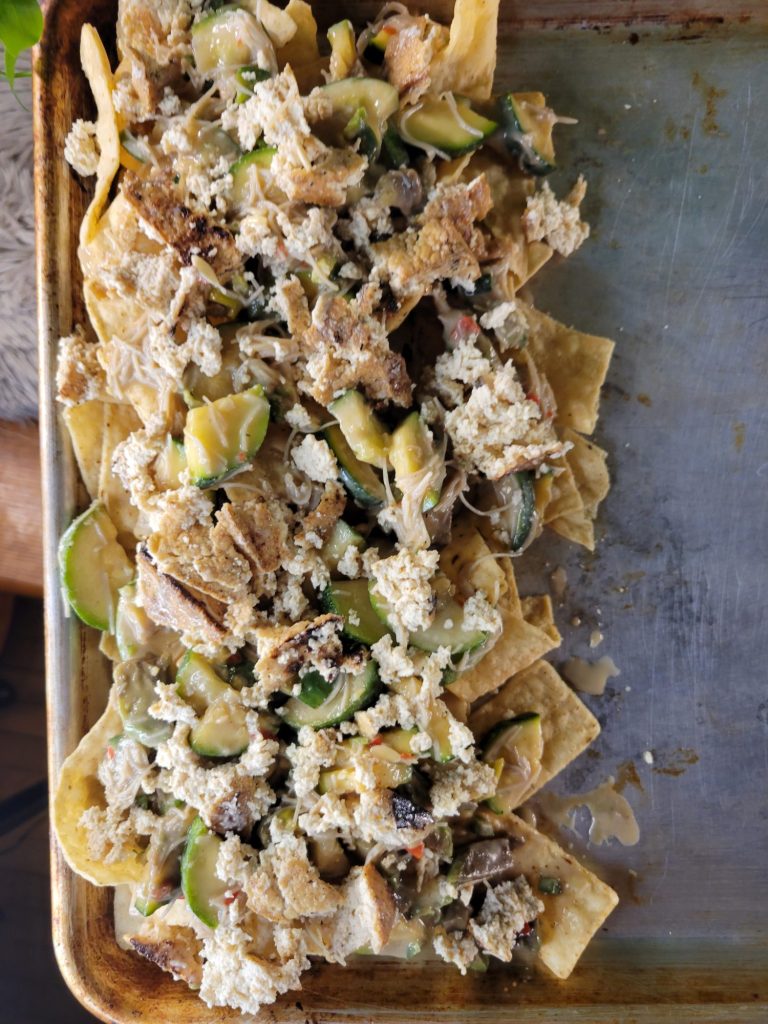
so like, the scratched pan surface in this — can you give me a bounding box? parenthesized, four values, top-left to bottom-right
(36, 1, 768, 1022)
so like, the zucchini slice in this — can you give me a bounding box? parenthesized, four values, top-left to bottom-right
(319, 77, 399, 159)
(482, 712, 543, 813)
(115, 581, 154, 660)
(58, 502, 134, 632)
(398, 94, 497, 157)
(329, 390, 390, 469)
(343, 106, 380, 161)
(180, 817, 227, 928)
(327, 19, 357, 80)
(153, 435, 187, 490)
(322, 579, 391, 645)
(494, 471, 536, 551)
(363, 24, 396, 65)
(498, 91, 556, 176)
(369, 587, 487, 656)
(191, 6, 274, 75)
(184, 385, 270, 488)
(320, 519, 366, 573)
(190, 699, 250, 758)
(235, 64, 271, 104)
(114, 660, 173, 748)
(281, 659, 379, 729)
(176, 651, 234, 714)
(229, 145, 278, 208)
(324, 424, 386, 507)
(389, 412, 442, 511)
(381, 126, 409, 169)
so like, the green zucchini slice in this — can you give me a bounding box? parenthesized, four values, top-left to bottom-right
(318, 77, 399, 159)
(324, 424, 386, 507)
(320, 519, 365, 573)
(153, 436, 187, 490)
(189, 699, 250, 758)
(498, 91, 556, 176)
(176, 651, 234, 714)
(369, 587, 487, 656)
(58, 502, 134, 632)
(397, 94, 497, 157)
(327, 19, 357, 80)
(281, 659, 379, 729)
(389, 411, 442, 511)
(180, 817, 227, 928)
(114, 660, 173, 748)
(184, 384, 270, 488)
(235, 64, 271, 104)
(191, 6, 274, 75)
(329, 390, 390, 469)
(322, 579, 391, 645)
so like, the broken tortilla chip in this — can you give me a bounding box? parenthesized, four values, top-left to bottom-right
(79, 25, 120, 246)
(429, 0, 501, 101)
(477, 809, 618, 979)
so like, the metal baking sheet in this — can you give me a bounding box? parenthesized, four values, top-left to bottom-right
(36, 2, 768, 1020)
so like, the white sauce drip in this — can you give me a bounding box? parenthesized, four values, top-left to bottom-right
(550, 565, 567, 602)
(539, 778, 640, 847)
(563, 654, 620, 695)
(589, 629, 604, 649)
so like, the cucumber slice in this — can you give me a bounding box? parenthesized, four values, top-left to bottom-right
(58, 502, 134, 632)
(397, 94, 497, 157)
(322, 580, 391, 645)
(498, 92, 556, 176)
(482, 712, 543, 813)
(191, 6, 273, 75)
(369, 588, 487, 656)
(153, 436, 187, 490)
(327, 19, 357, 80)
(235, 64, 271, 104)
(180, 817, 227, 928)
(329, 390, 390, 469)
(184, 385, 270, 488)
(176, 651, 233, 714)
(389, 412, 442, 511)
(114, 660, 173, 748)
(230, 145, 277, 206)
(281, 659, 379, 729)
(324, 424, 386, 507)
(320, 519, 365, 573)
(190, 699, 250, 758)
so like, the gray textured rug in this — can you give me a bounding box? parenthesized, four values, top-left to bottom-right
(0, 58, 38, 421)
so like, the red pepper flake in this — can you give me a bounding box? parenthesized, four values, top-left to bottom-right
(223, 892, 239, 906)
(368, 736, 383, 747)
(407, 842, 425, 860)
(106, 746, 115, 759)
(526, 391, 540, 406)
(259, 729, 276, 740)
(520, 922, 531, 936)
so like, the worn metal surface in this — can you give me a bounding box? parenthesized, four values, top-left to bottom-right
(36, 2, 767, 1021)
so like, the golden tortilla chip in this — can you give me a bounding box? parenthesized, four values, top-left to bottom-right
(440, 518, 508, 608)
(469, 659, 599, 802)
(429, 0, 500, 101)
(99, 403, 142, 546)
(386, 293, 421, 333)
(447, 600, 559, 704)
(478, 810, 618, 979)
(79, 25, 120, 246)
(276, 0, 319, 66)
(63, 400, 106, 499)
(513, 240, 553, 291)
(520, 594, 560, 646)
(441, 690, 469, 724)
(53, 696, 146, 886)
(563, 428, 610, 517)
(543, 458, 584, 524)
(549, 512, 595, 551)
(521, 303, 615, 435)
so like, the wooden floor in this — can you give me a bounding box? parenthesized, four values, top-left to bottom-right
(0, 597, 93, 1022)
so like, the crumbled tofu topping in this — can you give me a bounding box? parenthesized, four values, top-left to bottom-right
(429, 758, 497, 818)
(369, 548, 439, 643)
(291, 434, 339, 484)
(468, 877, 544, 960)
(522, 177, 590, 257)
(64, 119, 100, 176)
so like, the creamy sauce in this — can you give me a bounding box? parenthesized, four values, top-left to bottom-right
(539, 778, 640, 847)
(563, 654, 620, 695)
(113, 884, 136, 950)
(550, 565, 568, 602)
(589, 629, 604, 649)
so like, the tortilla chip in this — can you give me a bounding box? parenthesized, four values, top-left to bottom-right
(469, 659, 599, 802)
(440, 518, 508, 608)
(447, 605, 558, 704)
(386, 292, 421, 333)
(429, 0, 500, 101)
(549, 512, 595, 551)
(521, 303, 615, 435)
(64, 400, 106, 499)
(441, 690, 469, 724)
(99, 403, 142, 546)
(276, 0, 319, 67)
(251, 0, 298, 48)
(53, 696, 146, 886)
(512, 240, 553, 291)
(520, 594, 560, 646)
(435, 152, 474, 185)
(79, 26, 120, 246)
(543, 458, 584, 524)
(478, 810, 618, 979)
(563, 428, 610, 518)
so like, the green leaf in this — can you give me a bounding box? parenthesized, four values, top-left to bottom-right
(0, 0, 43, 87)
